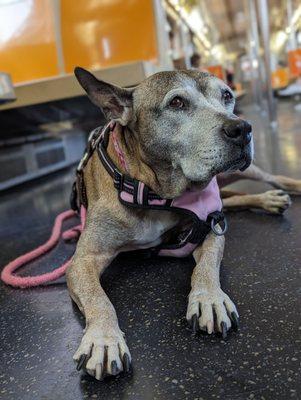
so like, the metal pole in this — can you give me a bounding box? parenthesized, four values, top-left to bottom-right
(52, 0, 65, 75)
(246, 0, 263, 110)
(287, 0, 297, 51)
(257, 0, 277, 128)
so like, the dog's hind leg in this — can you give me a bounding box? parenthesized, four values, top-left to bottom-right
(219, 164, 301, 194)
(222, 190, 291, 214)
(186, 228, 238, 338)
(266, 173, 301, 195)
(66, 218, 131, 380)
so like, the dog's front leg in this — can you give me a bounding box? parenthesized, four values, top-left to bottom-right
(186, 229, 238, 338)
(66, 230, 131, 379)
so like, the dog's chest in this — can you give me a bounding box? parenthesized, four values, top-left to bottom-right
(122, 211, 180, 251)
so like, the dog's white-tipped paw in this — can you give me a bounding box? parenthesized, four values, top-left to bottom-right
(186, 288, 239, 338)
(259, 190, 291, 214)
(73, 325, 131, 380)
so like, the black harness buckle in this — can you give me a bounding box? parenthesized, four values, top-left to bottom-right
(113, 170, 124, 191)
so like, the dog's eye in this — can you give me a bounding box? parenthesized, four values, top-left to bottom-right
(169, 96, 185, 109)
(222, 90, 233, 103)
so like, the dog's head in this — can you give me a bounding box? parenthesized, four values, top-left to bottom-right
(75, 68, 253, 196)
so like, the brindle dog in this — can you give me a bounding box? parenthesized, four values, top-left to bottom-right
(67, 68, 299, 380)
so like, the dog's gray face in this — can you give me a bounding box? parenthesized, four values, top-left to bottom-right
(133, 70, 253, 185)
(75, 68, 253, 191)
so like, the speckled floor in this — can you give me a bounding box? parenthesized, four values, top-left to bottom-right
(0, 101, 300, 400)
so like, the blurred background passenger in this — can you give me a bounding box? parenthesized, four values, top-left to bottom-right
(190, 53, 202, 70)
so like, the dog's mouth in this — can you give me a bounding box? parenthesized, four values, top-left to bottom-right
(221, 150, 252, 173)
(182, 142, 253, 187)
(189, 151, 251, 189)
(239, 153, 252, 171)
(239, 145, 253, 171)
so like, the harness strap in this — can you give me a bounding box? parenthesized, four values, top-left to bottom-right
(71, 125, 105, 211)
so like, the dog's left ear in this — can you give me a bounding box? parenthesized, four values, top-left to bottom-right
(74, 67, 134, 126)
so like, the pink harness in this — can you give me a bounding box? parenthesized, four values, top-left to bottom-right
(1, 122, 226, 288)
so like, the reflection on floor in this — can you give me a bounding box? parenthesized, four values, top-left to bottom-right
(0, 101, 300, 400)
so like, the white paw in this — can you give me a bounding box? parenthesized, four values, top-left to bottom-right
(73, 325, 131, 380)
(186, 287, 239, 338)
(259, 190, 291, 214)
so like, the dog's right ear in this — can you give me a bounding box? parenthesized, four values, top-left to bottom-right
(74, 67, 134, 126)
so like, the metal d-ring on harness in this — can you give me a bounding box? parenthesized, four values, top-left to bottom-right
(70, 122, 228, 256)
(210, 211, 228, 236)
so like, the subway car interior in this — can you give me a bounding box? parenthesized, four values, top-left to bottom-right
(0, 1, 300, 399)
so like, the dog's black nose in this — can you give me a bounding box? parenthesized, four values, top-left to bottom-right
(222, 119, 252, 146)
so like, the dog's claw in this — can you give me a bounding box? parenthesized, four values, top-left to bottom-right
(76, 354, 88, 371)
(191, 314, 199, 333)
(122, 353, 131, 372)
(220, 321, 227, 339)
(95, 363, 103, 380)
(111, 360, 118, 375)
(231, 312, 239, 331)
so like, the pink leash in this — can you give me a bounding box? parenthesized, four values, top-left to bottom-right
(1, 207, 86, 288)
(1, 124, 124, 289)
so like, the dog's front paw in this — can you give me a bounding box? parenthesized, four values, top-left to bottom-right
(73, 324, 131, 380)
(186, 288, 239, 338)
(259, 190, 291, 214)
